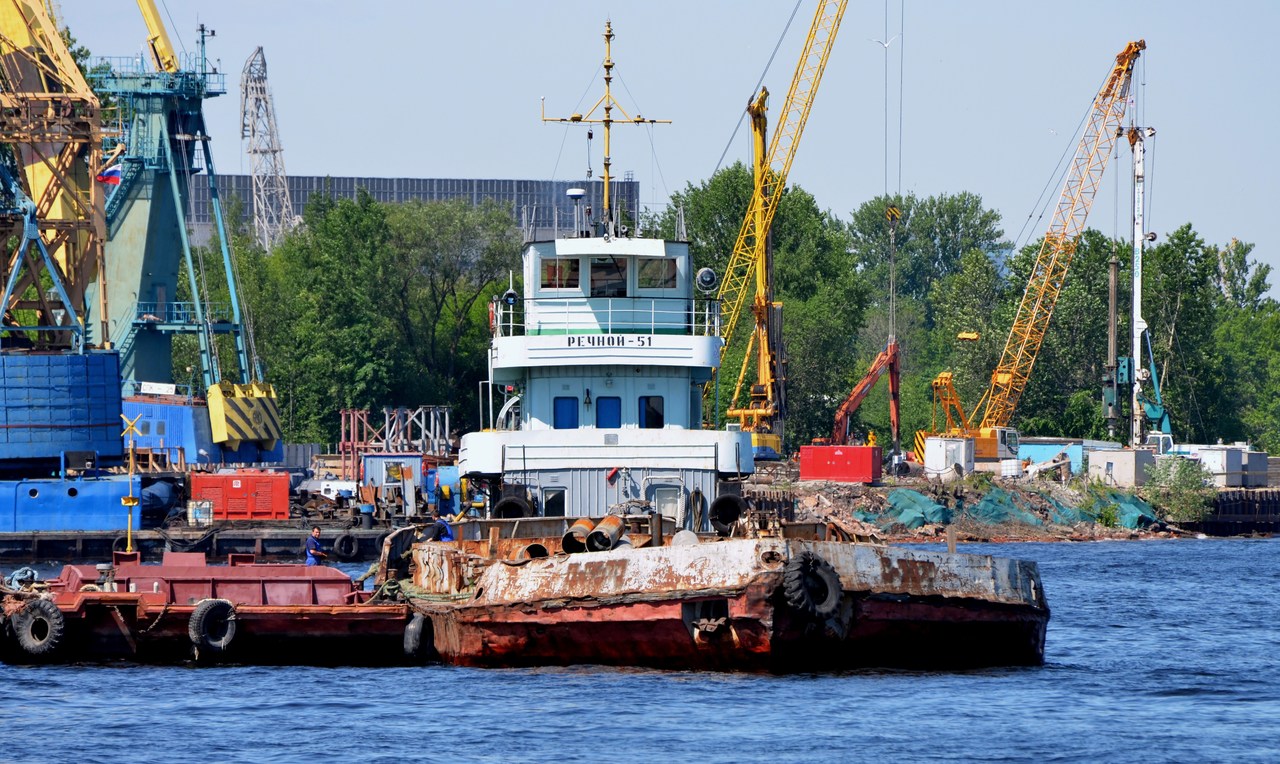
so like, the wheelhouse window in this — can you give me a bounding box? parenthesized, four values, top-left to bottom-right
(637, 258, 677, 289)
(596, 396, 621, 429)
(553, 396, 579, 429)
(590, 257, 628, 297)
(542, 488, 566, 517)
(541, 257, 580, 290)
(639, 396, 664, 429)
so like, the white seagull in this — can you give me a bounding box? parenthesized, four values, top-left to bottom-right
(869, 34, 899, 48)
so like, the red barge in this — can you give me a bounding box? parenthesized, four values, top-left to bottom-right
(1, 550, 411, 664)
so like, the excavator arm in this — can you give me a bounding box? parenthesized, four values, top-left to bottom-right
(830, 339, 899, 448)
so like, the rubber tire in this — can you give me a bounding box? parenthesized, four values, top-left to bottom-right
(493, 495, 531, 519)
(14, 598, 65, 656)
(783, 551, 843, 619)
(188, 598, 237, 653)
(333, 533, 359, 561)
(403, 613, 428, 658)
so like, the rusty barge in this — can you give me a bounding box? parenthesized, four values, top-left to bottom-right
(378, 518, 1048, 672)
(1, 550, 411, 664)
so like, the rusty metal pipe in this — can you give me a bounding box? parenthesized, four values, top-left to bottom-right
(561, 517, 595, 554)
(586, 514, 625, 552)
(512, 543, 549, 560)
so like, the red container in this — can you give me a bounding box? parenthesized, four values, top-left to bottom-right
(190, 470, 291, 521)
(799, 445, 882, 483)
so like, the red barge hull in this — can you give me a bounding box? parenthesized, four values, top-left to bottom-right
(2, 551, 411, 665)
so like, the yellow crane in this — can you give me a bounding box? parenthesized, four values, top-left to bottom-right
(712, 0, 848, 460)
(920, 40, 1146, 463)
(0, 0, 108, 344)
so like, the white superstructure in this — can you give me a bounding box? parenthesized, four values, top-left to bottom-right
(460, 234, 754, 529)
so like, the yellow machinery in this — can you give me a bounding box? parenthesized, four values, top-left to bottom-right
(0, 0, 108, 344)
(713, 0, 848, 460)
(919, 40, 1146, 463)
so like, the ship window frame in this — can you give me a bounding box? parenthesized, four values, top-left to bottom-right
(540, 257, 581, 292)
(595, 396, 622, 429)
(590, 256, 629, 298)
(542, 487, 567, 517)
(636, 257, 678, 290)
(639, 395, 665, 429)
(553, 396, 580, 430)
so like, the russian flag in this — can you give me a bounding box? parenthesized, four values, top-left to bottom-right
(95, 165, 121, 184)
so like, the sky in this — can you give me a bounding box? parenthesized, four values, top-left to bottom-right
(65, 1, 1280, 286)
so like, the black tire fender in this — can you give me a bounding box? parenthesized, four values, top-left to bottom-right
(404, 613, 430, 658)
(333, 533, 359, 561)
(14, 598, 65, 656)
(493, 495, 531, 519)
(782, 551, 843, 619)
(188, 598, 237, 652)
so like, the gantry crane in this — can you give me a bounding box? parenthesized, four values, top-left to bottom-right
(712, 0, 848, 460)
(920, 40, 1146, 463)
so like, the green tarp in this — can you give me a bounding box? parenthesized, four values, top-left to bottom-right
(960, 487, 1043, 527)
(1090, 489, 1159, 529)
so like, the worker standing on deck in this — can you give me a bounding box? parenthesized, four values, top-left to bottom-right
(425, 508, 455, 542)
(305, 526, 328, 566)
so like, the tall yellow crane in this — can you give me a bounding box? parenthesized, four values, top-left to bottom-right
(0, 0, 108, 344)
(921, 40, 1146, 463)
(712, 0, 847, 460)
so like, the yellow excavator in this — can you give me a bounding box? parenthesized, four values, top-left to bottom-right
(918, 40, 1146, 465)
(711, 0, 848, 460)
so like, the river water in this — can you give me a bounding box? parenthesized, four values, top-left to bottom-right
(2, 537, 1277, 763)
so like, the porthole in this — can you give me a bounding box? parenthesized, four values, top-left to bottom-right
(28, 488, 38, 498)
(67, 487, 78, 497)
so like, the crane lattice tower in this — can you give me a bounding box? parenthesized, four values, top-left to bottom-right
(240, 46, 296, 250)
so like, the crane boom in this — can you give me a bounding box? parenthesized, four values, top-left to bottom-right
(715, 0, 846, 362)
(711, 0, 847, 456)
(974, 40, 1145, 431)
(136, 0, 180, 73)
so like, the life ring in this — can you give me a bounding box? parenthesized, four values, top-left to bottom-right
(333, 533, 359, 561)
(403, 613, 430, 659)
(13, 598, 65, 656)
(782, 551, 843, 619)
(188, 598, 237, 653)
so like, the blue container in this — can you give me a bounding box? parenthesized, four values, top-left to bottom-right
(358, 503, 374, 515)
(121, 399, 285, 467)
(0, 351, 124, 462)
(0, 474, 141, 532)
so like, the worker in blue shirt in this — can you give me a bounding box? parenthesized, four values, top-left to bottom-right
(305, 526, 327, 565)
(425, 508, 455, 542)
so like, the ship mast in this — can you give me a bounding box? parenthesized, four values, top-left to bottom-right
(542, 21, 669, 235)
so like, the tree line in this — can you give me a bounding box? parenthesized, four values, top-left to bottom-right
(196, 166, 1277, 454)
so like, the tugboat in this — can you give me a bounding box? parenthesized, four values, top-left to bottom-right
(373, 22, 1049, 672)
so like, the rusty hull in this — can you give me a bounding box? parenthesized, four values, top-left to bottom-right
(404, 539, 1049, 672)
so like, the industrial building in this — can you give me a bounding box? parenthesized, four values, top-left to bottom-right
(186, 174, 641, 246)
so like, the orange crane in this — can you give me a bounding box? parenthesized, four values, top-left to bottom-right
(712, 0, 848, 460)
(919, 40, 1146, 464)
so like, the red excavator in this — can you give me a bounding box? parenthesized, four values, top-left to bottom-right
(799, 338, 900, 482)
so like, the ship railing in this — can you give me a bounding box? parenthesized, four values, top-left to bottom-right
(492, 296, 721, 337)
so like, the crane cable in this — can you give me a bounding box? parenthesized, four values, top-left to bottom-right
(710, 0, 805, 179)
